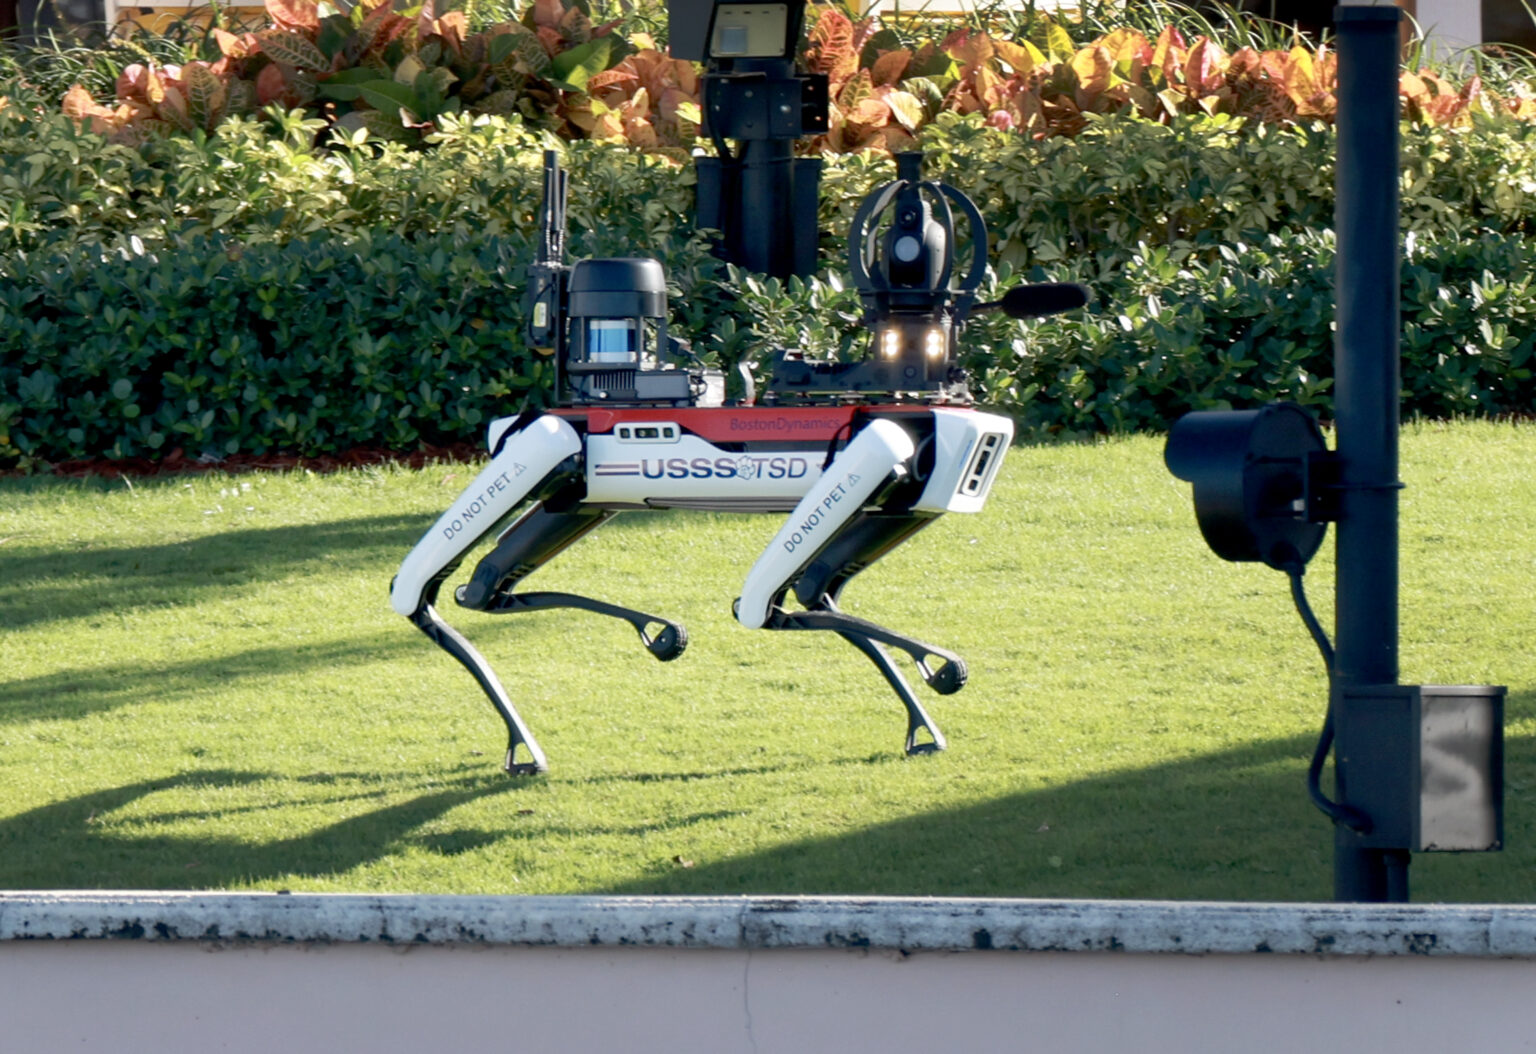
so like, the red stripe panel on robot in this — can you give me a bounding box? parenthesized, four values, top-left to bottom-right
(572, 407, 847, 510)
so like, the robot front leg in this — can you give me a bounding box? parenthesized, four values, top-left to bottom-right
(809, 592, 952, 755)
(391, 414, 585, 774)
(392, 413, 685, 774)
(790, 512, 957, 754)
(735, 418, 964, 755)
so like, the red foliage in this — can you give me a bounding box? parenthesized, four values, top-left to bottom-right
(58, 2, 1534, 150)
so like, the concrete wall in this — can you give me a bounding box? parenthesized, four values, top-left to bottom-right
(5, 894, 1536, 1053)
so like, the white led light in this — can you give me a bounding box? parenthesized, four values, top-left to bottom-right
(924, 327, 946, 359)
(881, 328, 900, 359)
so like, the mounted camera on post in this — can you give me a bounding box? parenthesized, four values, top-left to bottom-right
(670, 0, 827, 279)
(1166, 402, 1503, 871)
(1163, 402, 1333, 571)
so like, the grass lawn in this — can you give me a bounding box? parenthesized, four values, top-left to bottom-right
(0, 420, 1531, 902)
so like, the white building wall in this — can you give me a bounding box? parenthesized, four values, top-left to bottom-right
(1412, 0, 1484, 59)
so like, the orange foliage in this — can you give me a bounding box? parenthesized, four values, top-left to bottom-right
(56, 1, 1536, 151)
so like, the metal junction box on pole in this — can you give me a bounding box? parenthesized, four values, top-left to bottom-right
(1335, 684, 1505, 853)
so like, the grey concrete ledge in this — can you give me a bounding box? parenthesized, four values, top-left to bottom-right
(5, 893, 1536, 957)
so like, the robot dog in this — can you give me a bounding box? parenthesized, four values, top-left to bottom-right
(390, 151, 1084, 772)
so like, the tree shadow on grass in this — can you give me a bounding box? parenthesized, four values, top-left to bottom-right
(0, 766, 524, 890)
(0, 631, 426, 725)
(600, 716, 1536, 904)
(0, 765, 755, 889)
(2, 706, 1525, 901)
(0, 513, 428, 632)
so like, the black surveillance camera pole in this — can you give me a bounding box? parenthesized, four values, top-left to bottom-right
(667, 0, 829, 280)
(1167, 5, 1503, 903)
(1331, 2, 1407, 903)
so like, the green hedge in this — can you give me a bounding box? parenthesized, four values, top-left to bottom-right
(0, 116, 728, 464)
(5, 107, 1536, 465)
(981, 229, 1536, 436)
(7, 224, 1531, 463)
(0, 107, 702, 255)
(1, 231, 542, 460)
(725, 227, 1536, 439)
(11, 103, 1536, 264)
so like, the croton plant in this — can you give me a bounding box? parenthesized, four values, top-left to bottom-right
(61, 0, 1536, 148)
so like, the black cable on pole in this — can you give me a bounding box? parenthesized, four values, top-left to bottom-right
(1284, 563, 1371, 833)
(1286, 563, 1334, 671)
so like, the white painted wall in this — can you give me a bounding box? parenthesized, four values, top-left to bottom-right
(857, 0, 1076, 16)
(6, 894, 1536, 1054)
(6, 941, 1536, 1053)
(1413, 0, 1483, 59)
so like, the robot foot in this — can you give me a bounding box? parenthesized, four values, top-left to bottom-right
(762, 598, 956, 755)
(504, 743, 549, 776)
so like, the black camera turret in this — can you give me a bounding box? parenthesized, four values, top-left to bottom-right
(767, 152, 1086, 404)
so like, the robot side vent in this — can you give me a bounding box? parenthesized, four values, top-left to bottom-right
(960, 432, 1006, 498)
(593, 370, 636, 390)
(572, 370, 639, 402)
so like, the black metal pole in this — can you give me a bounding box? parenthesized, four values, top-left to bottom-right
(1331, 4, 1405, 903)
(737, 136, 797, 277)
(696, 53, 824, 282)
